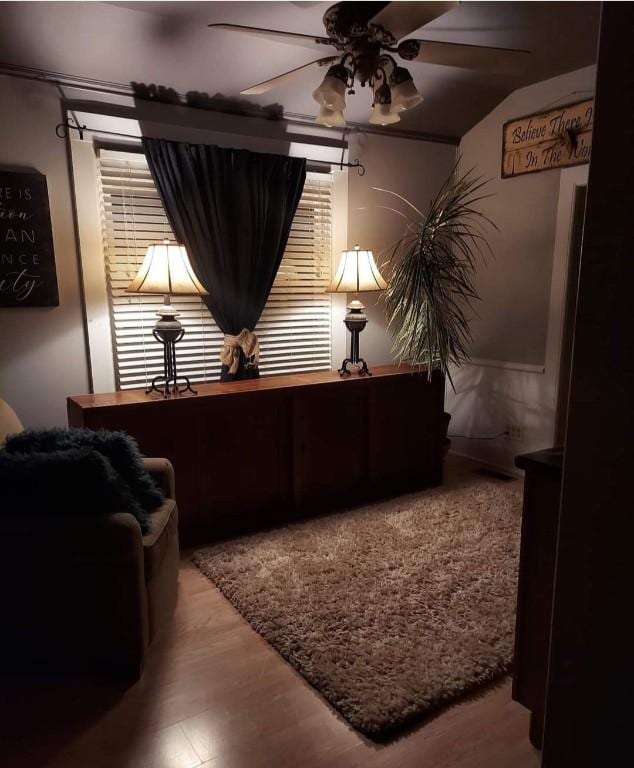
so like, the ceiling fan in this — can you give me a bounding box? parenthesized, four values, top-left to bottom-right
(209, 1, 530, 127)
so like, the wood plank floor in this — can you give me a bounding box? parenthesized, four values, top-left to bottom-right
(1, 457, 540, 768)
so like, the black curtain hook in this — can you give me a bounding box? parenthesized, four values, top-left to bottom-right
(55, 119, 86, 140)
(351, 159, 366, 177)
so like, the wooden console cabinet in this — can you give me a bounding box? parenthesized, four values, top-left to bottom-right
(68, 366, 445, 546)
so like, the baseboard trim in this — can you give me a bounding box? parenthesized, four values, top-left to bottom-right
(466, 358, 546, 374)
(448, 449, 524, 479)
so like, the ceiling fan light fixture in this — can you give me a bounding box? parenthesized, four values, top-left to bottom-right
(216, 6, 533, 131)
(312, 64, 349, 111)
(389, 66, 423, 112)
(315, 105, 346, 128)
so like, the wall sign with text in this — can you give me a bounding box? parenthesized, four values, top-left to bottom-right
(502, 99, 594, 179)
(0, 170, 59, 307)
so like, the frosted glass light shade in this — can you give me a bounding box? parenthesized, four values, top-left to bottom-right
(391, 80, 423, 112)
(369, 102, 401, 126)
(312, 65, 347, 111)
(315, 105, 346, 127)
(126, 241, 208, 296)
(389, 66, 423, 113)
(328, 245, 387, 293)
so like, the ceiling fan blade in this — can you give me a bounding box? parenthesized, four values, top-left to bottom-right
(369, 2, 457, 41)
(208, 23, 333, 49)
(400, 38, 531, 74)
(240, 57, 338, 96)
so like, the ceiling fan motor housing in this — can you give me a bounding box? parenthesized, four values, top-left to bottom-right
(397, 40, 421, 61)
(323, 2, 396, 50)
(352, 42, 384, 85)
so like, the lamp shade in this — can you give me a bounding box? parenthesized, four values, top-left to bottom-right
(328, 245, 387, 293)
(126, 241, 208, 296)
(390, 66, 423, 113)
(391, 80, 423, 113)
(312, 64, 348, 111)
(369, 102, 401, 126)
(315, 105, 346, 127)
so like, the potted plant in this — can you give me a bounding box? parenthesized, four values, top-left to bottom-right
(375, 163, 496, 454)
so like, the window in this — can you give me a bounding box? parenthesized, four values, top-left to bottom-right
(98, 149, 333, 390)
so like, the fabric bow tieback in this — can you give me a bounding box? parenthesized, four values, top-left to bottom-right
(220, 329, 260, 375)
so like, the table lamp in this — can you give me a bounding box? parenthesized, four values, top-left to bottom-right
(328, 244, 387, 376)
(126, 240, 208, 397)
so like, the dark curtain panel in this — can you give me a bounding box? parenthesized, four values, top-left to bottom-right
(142, 138, 306, 381)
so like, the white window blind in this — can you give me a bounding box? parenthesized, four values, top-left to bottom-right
(98, 149, 332, 390)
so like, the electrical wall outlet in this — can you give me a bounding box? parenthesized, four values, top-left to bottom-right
(506, 423, 524, 441)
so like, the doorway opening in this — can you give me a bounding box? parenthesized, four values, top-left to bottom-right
(554, 183, 587, 447)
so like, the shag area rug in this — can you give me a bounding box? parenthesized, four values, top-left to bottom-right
(194, 477, 522, 739)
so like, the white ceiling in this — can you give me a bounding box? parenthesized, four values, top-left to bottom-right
(0, 1, 600, 138)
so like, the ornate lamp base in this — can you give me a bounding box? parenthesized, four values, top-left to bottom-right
(338, 356, 371, 376)
(147, 297, 197, 398)
(338, 299, 372, 377)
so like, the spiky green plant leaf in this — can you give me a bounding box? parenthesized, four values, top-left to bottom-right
(376, 161, 496, 388)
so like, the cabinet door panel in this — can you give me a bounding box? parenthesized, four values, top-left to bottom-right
(368, 372, 443, 495)
(293, 382, 368, 510)
(513, 471, 561, 722)
(194, 390, 292, 540)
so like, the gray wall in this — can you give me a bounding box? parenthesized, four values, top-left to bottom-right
(1, 64, 595, 453)
(0, 74, 455, 426)
(447, 65, 597, 471)
(461, 65, 597, 366)
(0, 75, 90, 427)
(347, 132, 457, 366)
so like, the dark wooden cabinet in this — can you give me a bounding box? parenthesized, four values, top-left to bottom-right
(513, 448, 563, 749)
(68, 366, 445, 546)
(368, 372, 444, 495)
(194, 387, 294, 530)
(292, 380, 369, 510)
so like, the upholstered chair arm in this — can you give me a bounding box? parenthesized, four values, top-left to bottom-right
(143, 457, 176, 499)
(0, 511, 149, 677)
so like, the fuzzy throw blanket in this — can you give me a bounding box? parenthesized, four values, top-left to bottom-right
(0, 428, 164, 532)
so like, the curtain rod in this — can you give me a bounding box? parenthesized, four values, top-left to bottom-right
(56, 119, 366, 176)
(0, 61, 459, 145)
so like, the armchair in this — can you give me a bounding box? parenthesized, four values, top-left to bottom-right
(0, 400, 179, 678)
